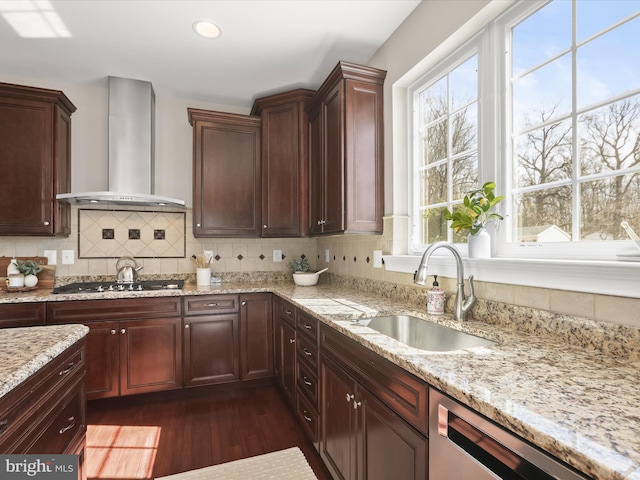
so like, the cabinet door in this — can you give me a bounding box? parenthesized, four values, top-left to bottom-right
(85, 321, 119, 400)
(309, 110, 324, 235)
(183, 313, 239, 386)
(190, 109, 262, 237)
(240, 293, 273, 380)
(322, 82, 345, 234)
(120, 317, 183, 395)
(360, 388, 427, 480)
(0, 84, 74, 236)
(320, 355, 358, 480)
(275, 316, 297, 405)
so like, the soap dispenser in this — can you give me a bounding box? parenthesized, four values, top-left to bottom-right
(6, 258, 19, 276)
(427, 275, 444, 315)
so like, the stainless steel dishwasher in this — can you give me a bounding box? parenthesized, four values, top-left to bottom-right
(429, 389, 590, 479)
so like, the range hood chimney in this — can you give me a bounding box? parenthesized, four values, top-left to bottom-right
(57, 76, 186, 208)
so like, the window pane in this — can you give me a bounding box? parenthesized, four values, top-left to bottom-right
(425, 164, 447, 204)
(513, 54, 572, 133)
(422, 207, 448, 244)
(452, 154, 477, 200)
(577, 0, 640, 42)
(419, 76, 447, 125)
(514, 119, 572, 188)
(579, 96, 640, 176)
(512, 1, 571, 75)
(425, 119, 448, 165)
(450, 55, 477, 111)
(451, 104, 477, 155)
(577, 16, 640, 109)
(514, 185, 572, 242)
(580, 173, 640, 240)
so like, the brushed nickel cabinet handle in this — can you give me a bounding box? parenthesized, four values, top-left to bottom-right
(303, 412, 312, 422)
(205, 303, 219, 307)
(303, 323, 312, 330)
(59, 362, 75, 376)
(302, 347, 313, 356)
(303, 376, 312, 386)
(285, 310, 293, 315)
(59, 417, 75, 434)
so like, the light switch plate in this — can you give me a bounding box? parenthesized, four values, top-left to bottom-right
(273, 249, 283, 262)
(61, 250, 74, 265)
(43, 250, 57, 265)
(373, 250, 383, 268)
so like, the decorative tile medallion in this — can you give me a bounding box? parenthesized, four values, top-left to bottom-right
(78, 209, 186, 258)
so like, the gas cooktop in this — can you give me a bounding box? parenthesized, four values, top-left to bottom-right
(53, 280, 184, 294)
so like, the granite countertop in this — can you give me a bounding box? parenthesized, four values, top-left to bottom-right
(0, 324, 89, 398)
(0, 282, 638, 479)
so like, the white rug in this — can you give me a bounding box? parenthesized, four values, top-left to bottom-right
(155, 447, 318, 480)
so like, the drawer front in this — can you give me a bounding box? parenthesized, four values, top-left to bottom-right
(184, 295, 239, 315)
(0, 302, 46, 328)
(296, 389, 319, 445)
(24, 386, 85, 454)
(321, 324, 428, 435)
(0, 344, 84, 451)
(296, 310, 318, 342)
(296, 360, 319, 408)
(296, 335, 319, 371)
(48, 297, 182, 323)
(274, 297, 296, 326)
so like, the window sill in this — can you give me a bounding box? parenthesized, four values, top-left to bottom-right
(382, 254, 640, 299)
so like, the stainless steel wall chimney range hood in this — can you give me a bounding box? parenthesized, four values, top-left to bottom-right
(57, 76, 186, 208)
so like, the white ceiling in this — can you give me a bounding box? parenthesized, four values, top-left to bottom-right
(0, 0, 421, 108)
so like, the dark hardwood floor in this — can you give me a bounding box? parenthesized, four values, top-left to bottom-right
(85, 381, 333, 480)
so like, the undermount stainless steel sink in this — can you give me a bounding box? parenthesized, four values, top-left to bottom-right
(357, 315, 495, 352)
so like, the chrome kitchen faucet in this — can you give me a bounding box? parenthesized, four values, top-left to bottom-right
(414, 241, 476, 321)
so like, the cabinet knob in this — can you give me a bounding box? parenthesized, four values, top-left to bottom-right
(353, 400, 362, 410)
(43, 221, 50, 226)
(346, 393, 355, 402)
(111, 329, 116, 335)
(263, 224, 268, 228)
(185, 324, 190, 329)
(196, 223, 201, 227)
(289, 338, 295, 344)
(242, 301, 246, 306)
(120, 328, 126, 334)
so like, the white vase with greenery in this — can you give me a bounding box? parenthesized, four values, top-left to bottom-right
(444, 182, 504, 258)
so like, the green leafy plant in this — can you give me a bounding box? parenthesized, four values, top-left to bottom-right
(288, 256, 310, 273)
(16, 260, 43, 276)
(443, 182, 504, 235)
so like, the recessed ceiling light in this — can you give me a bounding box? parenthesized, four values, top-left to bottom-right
(192, 20, 221, 39)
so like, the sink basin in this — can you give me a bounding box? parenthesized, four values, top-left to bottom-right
(357, 315, 495, 352)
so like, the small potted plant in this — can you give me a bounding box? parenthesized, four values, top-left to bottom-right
(17, 260, 43, 287)
(443, 182, 504, 257)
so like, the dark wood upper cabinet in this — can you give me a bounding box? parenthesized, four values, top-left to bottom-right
(307, 62, 386, 235)
(251, 89, 315, 237)
(188, 109, 262, 237)
(0, 82, 75, 236)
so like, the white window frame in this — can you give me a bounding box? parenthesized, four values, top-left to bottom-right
(387, 0, 640, 299)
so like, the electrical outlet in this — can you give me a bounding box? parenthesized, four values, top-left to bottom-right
(273, 249, 283, 262)
(373, 250, 383, 268)
(61, 250, 74, 265)
(325, 249, 330, 263)
(43, 250, 57, 265)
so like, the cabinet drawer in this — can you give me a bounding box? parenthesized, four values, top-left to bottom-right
(23, 386, 84, 454)
(296, 360, 319, 408)
(297, 335, 318, 371)
(48, 297, 182, 323)
(321, 324, 428, 435)
(184, 295, 239, 315)
(296, 310, 318, 342)
(0, 340, 85, 452)
(274, 297, 296, 326)
(0, 302, 46, 328)
(296, 389, 319, 445)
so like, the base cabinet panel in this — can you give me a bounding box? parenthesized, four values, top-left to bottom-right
(183, 313, 239, 386)
(274, 315, 297, 405)
(240, 293, 273, 380)
(84, 321, 119, 400)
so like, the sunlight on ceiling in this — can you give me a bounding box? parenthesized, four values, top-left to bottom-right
(0, 0, 70, 38)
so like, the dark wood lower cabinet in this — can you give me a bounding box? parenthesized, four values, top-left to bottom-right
(320, 340, 428, 480)
(240, 293, 273, 380)
(183, 313, 239, 386)
(83, 321, 119, 399)
(274, 313, 297, 405)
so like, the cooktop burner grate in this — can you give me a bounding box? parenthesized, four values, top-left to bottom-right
(53, 279, 184, 294)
